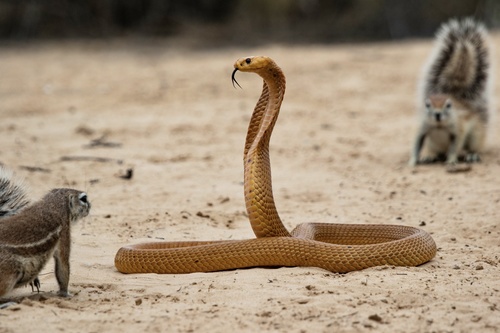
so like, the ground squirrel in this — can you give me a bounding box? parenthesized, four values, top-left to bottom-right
(409, 18, 491, 166)
(0, 167, 91, 299)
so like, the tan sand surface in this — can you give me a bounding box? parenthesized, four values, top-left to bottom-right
(0, 37, 499, 332)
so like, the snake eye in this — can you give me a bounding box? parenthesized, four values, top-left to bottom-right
(245, 58, 251, 64)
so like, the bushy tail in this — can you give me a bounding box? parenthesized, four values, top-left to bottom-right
(0, 166, 30, 216)
(424, 18, 489, 103)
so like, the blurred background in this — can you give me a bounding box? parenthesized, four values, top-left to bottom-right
(0, 0, 499, 44)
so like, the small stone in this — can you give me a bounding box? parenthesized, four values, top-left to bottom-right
(368, 314, 383, 323)
(135, 298, 142, 306)
(196, 211, 210, 218)
(475, 265, 484, 270)
(471, 315, 482, 322)
(0, 302, 18, 310)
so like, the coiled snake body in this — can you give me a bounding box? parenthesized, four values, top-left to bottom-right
(114, 56, 437, 274)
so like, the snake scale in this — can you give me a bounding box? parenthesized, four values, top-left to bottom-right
(114, 56, 437, 274)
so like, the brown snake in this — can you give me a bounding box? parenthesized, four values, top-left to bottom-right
(114, 56, 437, 274)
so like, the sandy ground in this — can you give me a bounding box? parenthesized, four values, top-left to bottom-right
(0, 36, 499, 333)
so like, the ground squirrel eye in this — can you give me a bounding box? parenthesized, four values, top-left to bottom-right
(245, 58, 251, 64)
(79, 193, 88, 204)
(425, 100, 431, 108)
(445, 101, 452, 109)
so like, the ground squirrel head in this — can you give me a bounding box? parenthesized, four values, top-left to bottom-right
(43, 188, 91, 222)
(424, 94, 454, 127)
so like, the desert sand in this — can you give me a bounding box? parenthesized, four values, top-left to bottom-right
(0, 36, 499, 333)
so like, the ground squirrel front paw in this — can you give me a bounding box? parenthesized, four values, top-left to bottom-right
(465, 153, 481, 163)
(57, 290, 72, 298)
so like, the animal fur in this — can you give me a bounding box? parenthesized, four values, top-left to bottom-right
(0, 166, 30, 217)
(0, 186, 90, 298)
(410, 18, 491, 166)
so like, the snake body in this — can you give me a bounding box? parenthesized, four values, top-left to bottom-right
(115, 56, 437, 274)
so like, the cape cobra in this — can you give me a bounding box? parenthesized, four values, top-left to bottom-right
(114, 56, 437, 274)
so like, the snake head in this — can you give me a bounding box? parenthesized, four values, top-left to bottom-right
(232, 56, 275, 88)
(234, 56, 273, 72)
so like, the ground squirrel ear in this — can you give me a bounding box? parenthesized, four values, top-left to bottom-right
(69, 194, 76, 209)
